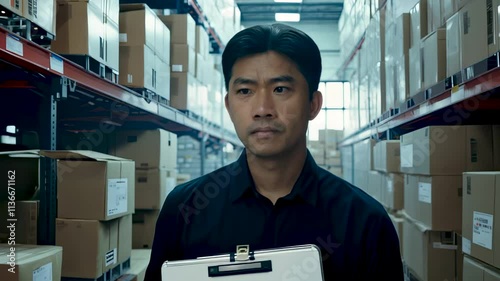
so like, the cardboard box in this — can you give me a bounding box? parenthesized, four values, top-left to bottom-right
(106, 19, 119, 71)
(156, 58, 170, 100)
(463, 254, 500, 281)
(446, 11, 462, 77)
(23, 0, 56, 35)
(171, 44, 196, 76)
(0, 244, 62, 281)
(409, 44, 422, 96)
(463, 0, 500, 65)
(443, 0, 458, 22)
(135, 169, 176, 210)
(159, 14, 196, 47)
(410, 0, 428, 48)
(107, 0, 119, 24)
(0, 150, 39, 202)
(385, 173, 404, 211)
(395, 54, 410, 106)
(462, 172, 500, 269)
(113, 129, 178, 170)
(368, 170, 383, 203)
(42, 150, 135, 221)
(195, 53, 205, 81)
(52, 2, 106, 64)
(128, 250, 151, 281)
(195, 25, 210, 57)
(133, 210, 159, 249)
(119, 4, 156, 50)
(56, 217, 130, 278)
(119, 45, 156, 91)
(374, 140, 400, 173)
(403, 218, 456, 281)
(427, 0, 443, 33)
(404, 174, 462, 231)
(494, 126, 500, 170)
(400, 126, 494, 175)
(170, 72, 199, 112)
(0, 201, 38, 244)
(118, 215, 132, 264)
(422, 28, 447, 89)
(0, 0, 22, 16)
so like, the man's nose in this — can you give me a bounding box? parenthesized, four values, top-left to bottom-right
(253, 91, 277, 119)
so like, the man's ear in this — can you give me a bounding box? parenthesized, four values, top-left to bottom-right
(224, 93, 230, 112)
(309, 91, 323, 120)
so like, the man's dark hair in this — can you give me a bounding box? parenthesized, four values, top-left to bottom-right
(222, 23, 322, 100)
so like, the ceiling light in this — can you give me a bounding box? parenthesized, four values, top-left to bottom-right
(275, 13, 301, 22)
(274, 0, 303, 3)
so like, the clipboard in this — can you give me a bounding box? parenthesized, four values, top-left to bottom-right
(161, 244, 324, 280)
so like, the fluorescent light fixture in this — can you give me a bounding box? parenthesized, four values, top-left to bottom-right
(274, 0, 303, 2)
(275, 13, 300, 22)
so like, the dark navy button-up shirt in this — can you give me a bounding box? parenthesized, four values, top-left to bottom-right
(145, 150, 404, 280)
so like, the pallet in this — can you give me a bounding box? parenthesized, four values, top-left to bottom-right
(128, 87, 170, 106)
(61, 257, 131, 281)
(61, 54, 119, 84)
(0, 5, 54, 48)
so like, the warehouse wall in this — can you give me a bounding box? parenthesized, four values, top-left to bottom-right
(242, 20, 341, 81)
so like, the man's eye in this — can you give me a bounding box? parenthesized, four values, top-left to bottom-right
(237, 89, 251, 95)
(274, 87, 288, 93)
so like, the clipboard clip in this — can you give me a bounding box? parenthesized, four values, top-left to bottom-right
(230, 245, 255, 262)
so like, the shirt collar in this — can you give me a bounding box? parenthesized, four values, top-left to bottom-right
(229, 149, 320, 207)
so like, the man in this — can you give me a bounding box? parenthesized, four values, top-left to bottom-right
(145, 23, 403, 280)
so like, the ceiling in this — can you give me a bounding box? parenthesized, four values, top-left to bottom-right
(235, 0, 344, 22)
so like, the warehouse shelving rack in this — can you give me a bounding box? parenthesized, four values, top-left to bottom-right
(0, 23, 240, 246)
(339, 49, 500, 147)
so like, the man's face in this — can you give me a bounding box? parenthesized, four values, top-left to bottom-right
(225, 51, 322, 158)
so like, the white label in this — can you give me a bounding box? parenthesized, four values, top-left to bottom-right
(107, 178, 128, 216)
(105, 248, 117, 267)
(472, 211, 494, 250)
(50, 54, 64, 74)
(119, 33, 127, 43)
(127, 74, 133, 83)
(462, 237, 471, 255)
(387, 179, 394, 194)
(401, 144, 413, 168)
(172, 64, 183, 72)
(6, 34, 23, 56)
(418, 182, 432, 204)
(33, 262, 52, 281)
(451, 85, 465, 103)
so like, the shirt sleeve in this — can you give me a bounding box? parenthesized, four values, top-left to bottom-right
(365, 211, 405, 280)
(144, 190, 184, 281)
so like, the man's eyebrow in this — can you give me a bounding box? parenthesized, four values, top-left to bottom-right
(268, 75, 295, 84)
(232, 77, 257, 86)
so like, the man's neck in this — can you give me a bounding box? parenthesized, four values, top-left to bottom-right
(246, 145, 308, 204)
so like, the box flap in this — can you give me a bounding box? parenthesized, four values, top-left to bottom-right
(0, 149, 41, 158)
(41, 150, 130, 161)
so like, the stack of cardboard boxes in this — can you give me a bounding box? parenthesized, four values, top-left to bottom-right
(0, 151, 64, 281)
(161, 14, 198, 114)
(308, 129, 343, 178)
(0, 0, 56, 35)
(119, 4, 171, 101)
(52, 0, 120, 73)
(42, 150, 135, 280)
(399, 125, 495, 281)
(460, 126, 500, 280)
(110, 129, 178, 249)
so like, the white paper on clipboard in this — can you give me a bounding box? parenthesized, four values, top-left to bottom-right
(161, 244, 324, 281)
